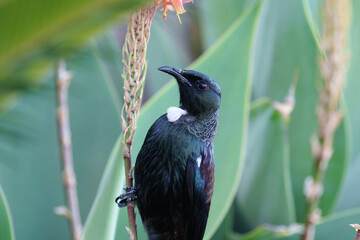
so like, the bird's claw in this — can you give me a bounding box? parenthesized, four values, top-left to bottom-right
(115, 187, 137, 208)
(116, 196, 138, 208)
(123, 186, 135, 193)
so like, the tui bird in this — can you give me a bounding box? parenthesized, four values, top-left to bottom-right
(117, 66, 221, 240)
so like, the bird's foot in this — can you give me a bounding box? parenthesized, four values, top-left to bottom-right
(115, 187, 137, 208)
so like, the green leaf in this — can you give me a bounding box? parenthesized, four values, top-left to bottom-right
(251, 0, 316, 101)
(0, 185, 14, 240)
(228, 226, 299, 240)
(0, 79, 70, 240)
(235, 99, 295, 232)
(0, 0, 146, 75)
(0, 0, 146, 113)
(115, 4, 261, 239)
(211, 203, 236, 240)
(248, 0, 348, 220)
(0, 46, 121, 240)
(145, 14, 193, 98)
(228, 208, 360, 240)
(250, 0, 316, 221)
(197, 0, 260, 50)
(92, 29, 124, 116)
(67, 48, 123, 217)
(302, 0, 322, 52)
(83, 136, 125, 240)
(211, 202, 300, 240)
(315, 209, 360, 239)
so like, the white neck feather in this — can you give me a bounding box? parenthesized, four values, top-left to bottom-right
(167, 107, 187, 122)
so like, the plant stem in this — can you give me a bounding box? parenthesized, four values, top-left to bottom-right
(302, 1, 350, 239)
(350, 224, 360, 240)
(121, 6, 155, 240)
(56, 60, 83, 240)
(356, 231, 360, 240)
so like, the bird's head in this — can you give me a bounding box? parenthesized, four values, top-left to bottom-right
(158, 66, 221, 117)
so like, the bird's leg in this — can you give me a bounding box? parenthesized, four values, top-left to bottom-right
(115, 187, 137, 208)
(129, 166, 135, 180)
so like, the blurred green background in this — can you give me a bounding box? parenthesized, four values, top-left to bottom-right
(1, 0, 359, 239)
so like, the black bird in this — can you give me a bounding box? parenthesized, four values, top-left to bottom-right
(118, 66, 221, 240)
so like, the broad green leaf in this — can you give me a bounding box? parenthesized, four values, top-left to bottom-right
(0, 46, 121, 240)
(228, 226, 299, 240)
(302, 0, 322, 52)
(235, 99, 295, 233)
(213, 206, 301, 240)
(251, 0, 317, 101)
(197, 0, 260, 50)
(211, 203, 236, 240)
(92, 29, 125, 114)
(0, 78, 70, 240)
(248, 0, 347, 220)
(0, 0, 146, 114)
(212, 202, 300, 240)
(314, 209, 360, 239)
(228, 208, 360, 240)
(83, 136, 124, 240)
(67, 48, 122, 217)
(0, 186, 14, 240)
(145, 13, 193, 98)
(0, 0, 146, 82)
(115, 5, 261, 239)
(251, 0, 317, 221)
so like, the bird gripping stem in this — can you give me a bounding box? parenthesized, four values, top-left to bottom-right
(120, 5, 155, 240)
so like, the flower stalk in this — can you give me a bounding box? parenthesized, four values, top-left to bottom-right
(55, 60, 83, 240)
(120, 5, 155, 240)
(302, 0, 350, 239)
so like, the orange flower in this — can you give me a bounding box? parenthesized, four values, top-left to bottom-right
(156, 0, 194, 23)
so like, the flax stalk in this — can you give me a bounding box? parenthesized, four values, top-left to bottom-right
(56, 60, 83, 240)
(121, 6, 155, 240)
(302, 1, 350, 239)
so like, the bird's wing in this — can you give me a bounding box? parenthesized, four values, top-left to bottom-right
(185, 149, 215, 240)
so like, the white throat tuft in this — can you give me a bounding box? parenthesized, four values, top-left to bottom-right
(196, 156, 202, 168)
(167, 107, 187, 122)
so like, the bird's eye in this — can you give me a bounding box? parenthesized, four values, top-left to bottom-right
(197, 82, 208, 91)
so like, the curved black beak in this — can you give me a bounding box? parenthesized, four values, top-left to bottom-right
(158, 66, 192, 87)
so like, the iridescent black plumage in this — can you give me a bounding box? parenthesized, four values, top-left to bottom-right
(134, 66, 221, 240)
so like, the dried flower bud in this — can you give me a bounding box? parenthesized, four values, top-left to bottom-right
(303, 176, 323, 202)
